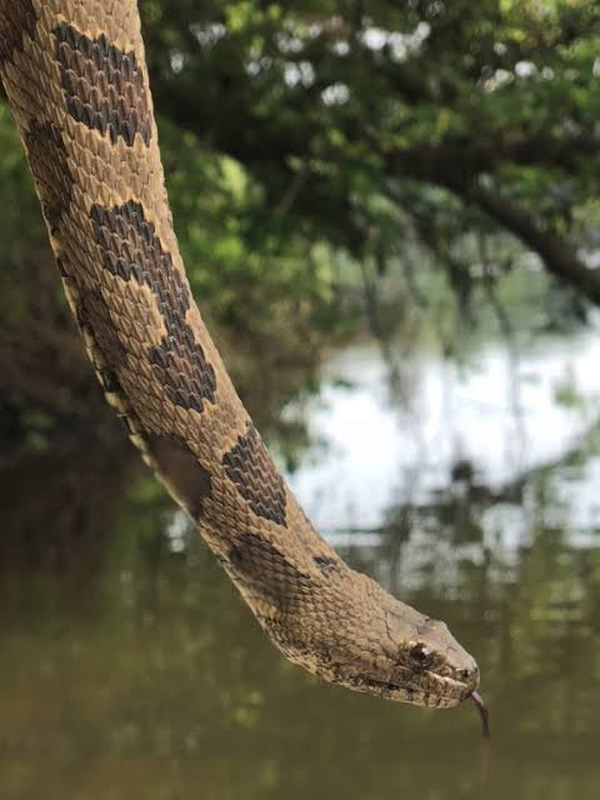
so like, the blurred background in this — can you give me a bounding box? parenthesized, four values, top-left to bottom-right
(2, 1, 600, 797)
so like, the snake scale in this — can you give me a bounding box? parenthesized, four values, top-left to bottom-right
(0, 0, 483, 713)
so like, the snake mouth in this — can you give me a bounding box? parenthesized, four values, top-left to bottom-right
(340, 671, 489, 734)
(342, 671, 472, 709)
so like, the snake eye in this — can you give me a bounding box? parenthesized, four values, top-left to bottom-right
(409, 643, 434, 669)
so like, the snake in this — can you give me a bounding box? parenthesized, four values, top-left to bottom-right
(0, 0, 486, 721)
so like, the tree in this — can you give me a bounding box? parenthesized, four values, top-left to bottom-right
(2, 0, 600, 442)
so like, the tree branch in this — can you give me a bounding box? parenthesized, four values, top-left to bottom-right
(466, 182, 600, 303)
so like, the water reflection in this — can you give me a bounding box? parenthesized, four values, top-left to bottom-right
(2, 329, 600, 799)
(288, 322, 600, 533)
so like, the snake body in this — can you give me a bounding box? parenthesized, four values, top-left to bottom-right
(0, 0, 480, 709)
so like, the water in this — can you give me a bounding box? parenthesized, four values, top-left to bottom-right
(2, 325, 600, 800)
(288, 324, 600, 533)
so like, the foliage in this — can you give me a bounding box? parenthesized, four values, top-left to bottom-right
(140, 0, 600, 296)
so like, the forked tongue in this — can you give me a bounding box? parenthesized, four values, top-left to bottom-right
(471, 691, 490, 739)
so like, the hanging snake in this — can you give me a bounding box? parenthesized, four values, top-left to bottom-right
(0, 0, 487, 723)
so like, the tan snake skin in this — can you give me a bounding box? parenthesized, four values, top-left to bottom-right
(0, 0, 480, 709)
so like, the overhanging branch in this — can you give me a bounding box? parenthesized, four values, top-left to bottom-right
(466, 182, 600, 304)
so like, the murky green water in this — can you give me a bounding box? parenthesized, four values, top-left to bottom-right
(3, 331, 600, 799)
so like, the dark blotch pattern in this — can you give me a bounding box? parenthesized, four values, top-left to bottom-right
(24, 121, 74, 232)
(314, 555, 338, 573)
(146, 435, 212, 519)
(77, 288, 128, 373)
(53, 22, 151, 147)
(0, 0, 36, 64)
(228, 533, 312, 610)
(90, 200, 217, 412)
(222, 423, 287, 526)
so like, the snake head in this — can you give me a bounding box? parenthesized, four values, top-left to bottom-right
(347, 578, 480, 708)
(385, 610, 480, 708)
(276, 570, 480, 710)
(228, 533, 479, 710)
(357, 579, 480, 708)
